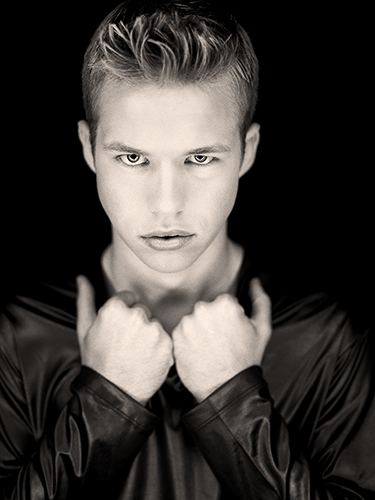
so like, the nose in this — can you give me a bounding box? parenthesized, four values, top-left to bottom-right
(149, 164, 186, 217)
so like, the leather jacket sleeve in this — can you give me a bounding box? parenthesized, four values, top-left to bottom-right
(183, 328, 375, 500)
(0, 342, 158, 500)
(1, 280, 374, 499)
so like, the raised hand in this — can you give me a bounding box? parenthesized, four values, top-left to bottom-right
(76, 275, 174, 406)
(172, 278, 272, 402)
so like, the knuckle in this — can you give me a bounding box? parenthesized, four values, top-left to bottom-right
(98, 298, 119, 321)
(132, 305, 148, 321)
(96, 304, 108, 321)
(103, 296, 124, 312)
(194, 300, 206, 312)
(97, 296, 129, 322)
(216, 293, 237, 306)
(216, 293, 242, 314)
(217, 292, 232, 301)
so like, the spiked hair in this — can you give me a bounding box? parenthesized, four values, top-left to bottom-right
(82, 0, 259, 148)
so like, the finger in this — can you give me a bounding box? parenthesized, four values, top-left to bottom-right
(133, 303, 153, 320)
(76, 275, 97, 341)
(249, 277, 272, 335)
(114, 291, 152, 320)
(115, 290, 139, 308)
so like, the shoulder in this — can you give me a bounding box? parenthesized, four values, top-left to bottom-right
(0, 275, 84, 444)
(263, 278, 371, 378)
(1, 276, 80, 392)
(240, 261, 368, 353)
(1, 276, 77, 341)
(262, 283, 373, 422)
(272, 290, 343, 337)
(2, 276, 77, 324)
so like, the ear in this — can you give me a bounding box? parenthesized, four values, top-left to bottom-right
(239, 123, 260, 178)
(77, 120, 96, 173)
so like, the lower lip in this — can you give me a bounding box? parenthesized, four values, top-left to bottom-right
(142, 235, 194, 251)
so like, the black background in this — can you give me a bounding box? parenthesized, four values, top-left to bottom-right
(2, 2, 372, 322)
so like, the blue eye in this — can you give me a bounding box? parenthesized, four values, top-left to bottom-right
(117, 154, 149, 166)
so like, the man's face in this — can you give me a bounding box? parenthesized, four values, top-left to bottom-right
(79, 80, 259, 274)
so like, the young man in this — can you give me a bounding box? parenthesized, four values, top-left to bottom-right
(1, 1, 374, 499)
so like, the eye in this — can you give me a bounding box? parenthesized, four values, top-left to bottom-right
(186, 155, 216, 166)
(117, 154, 149, 166)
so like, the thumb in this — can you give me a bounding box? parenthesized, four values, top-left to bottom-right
(249, 277, 272, 338)
(76, 275, 97, 343)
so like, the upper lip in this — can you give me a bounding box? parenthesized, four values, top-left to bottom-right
(141, 230, 193, 238)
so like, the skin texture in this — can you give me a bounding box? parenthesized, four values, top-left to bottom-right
(172, 280, 272, 402)
(77, 275, 174, 406)
(78, 81, 259, 278)
(77, 79, 272, 404)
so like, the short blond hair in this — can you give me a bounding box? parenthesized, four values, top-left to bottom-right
(82, 0, 259, 148)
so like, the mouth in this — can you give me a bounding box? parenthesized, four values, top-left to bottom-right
(141, 230, 194, 251)
(142, 230, 193, 238)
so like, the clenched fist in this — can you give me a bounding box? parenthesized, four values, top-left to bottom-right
(76, 275, 174, 406)
(172, 278, 272, 402)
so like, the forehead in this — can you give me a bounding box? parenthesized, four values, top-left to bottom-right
(96, 79, 241, 150)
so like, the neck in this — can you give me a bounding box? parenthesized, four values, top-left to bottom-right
(101, 228, 244, 331)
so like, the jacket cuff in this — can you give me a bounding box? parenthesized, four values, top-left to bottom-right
(182, 366, 266, 431)
(72, 366, 159, 433)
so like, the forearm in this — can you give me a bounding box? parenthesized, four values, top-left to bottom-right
(183, 367, 368, 500)
(2, 367, 158, 499)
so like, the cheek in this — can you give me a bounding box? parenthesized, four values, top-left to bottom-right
(221, 172, 239, 205)
(218, 181, 239, 219)
(199, 173, 239, 225)
(95, 171, 138, 226)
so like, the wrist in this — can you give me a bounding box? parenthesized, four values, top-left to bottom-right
(188, 367, 251, 403)
(185, 365, 265, 411)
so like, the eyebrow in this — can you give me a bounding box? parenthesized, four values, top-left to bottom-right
(187, 144, 232, 155)
(103, 141, 232, 156)
(103, 142, 147, 155)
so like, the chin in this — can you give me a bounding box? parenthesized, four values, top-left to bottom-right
(138, 249, 204, 275)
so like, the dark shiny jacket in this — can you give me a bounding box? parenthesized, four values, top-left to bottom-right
(1, 257, 374, 499)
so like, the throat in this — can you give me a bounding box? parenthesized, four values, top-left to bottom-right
(151, 295, 196, 334)
(101, 239, 245, 333)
